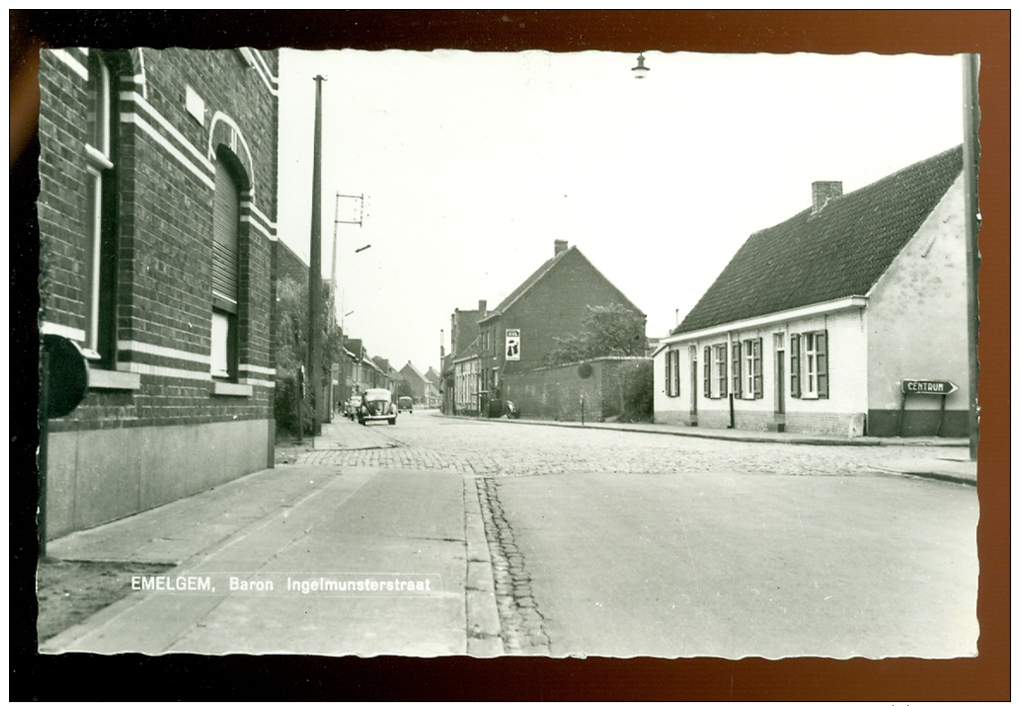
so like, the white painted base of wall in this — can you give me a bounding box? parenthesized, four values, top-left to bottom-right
(45, 419, 273, 539)
(654, 410, 867, 438)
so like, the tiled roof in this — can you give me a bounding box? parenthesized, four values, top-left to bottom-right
(675, 145, 963, 334)
(482, 246, 643, 322)
(401, 361, 426, 382)
(482, 247, 572, 321)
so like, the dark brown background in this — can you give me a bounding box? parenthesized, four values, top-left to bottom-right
(11, 10, 1009, 701)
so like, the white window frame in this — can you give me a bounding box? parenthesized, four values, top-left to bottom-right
(714, 344, 727, 399)
(803, 332, 820, 399)
(83, 54, 112, 360)
(743, 340, 756, 400)
(211, 310, 231, 379)
(665, 349, 681, 397)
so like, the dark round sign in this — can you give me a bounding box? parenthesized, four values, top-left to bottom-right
(41, 334, 89, 418)
(577, 362, 593, 379)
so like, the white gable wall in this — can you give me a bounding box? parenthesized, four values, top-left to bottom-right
(866, 174, 969, 436)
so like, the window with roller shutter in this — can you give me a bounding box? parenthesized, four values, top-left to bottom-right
(212, 158, 240, 380)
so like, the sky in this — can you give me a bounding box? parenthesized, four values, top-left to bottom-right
(277, 49, 965, 374)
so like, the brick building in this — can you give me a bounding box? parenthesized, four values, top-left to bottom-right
(400, 361, 439, 407)
(443, 302, 485, 414)
(450, 241, 645, 417)
(473, 240, 645, 414)
(37, 47, 279, 538)
(653, 146, 969, 437)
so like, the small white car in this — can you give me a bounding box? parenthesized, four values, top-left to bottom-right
(358, 388, 397, 426)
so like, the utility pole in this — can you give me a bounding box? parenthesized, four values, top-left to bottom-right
(962, 54, 980, 462)
(330, 191, 340, 300)
(307, 75, 325, 437)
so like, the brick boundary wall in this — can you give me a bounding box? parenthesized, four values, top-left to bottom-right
(504, 357, 650, 422)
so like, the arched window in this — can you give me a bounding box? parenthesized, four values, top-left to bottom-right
(83, 50, 115, 362)
(211, 157, 240, 380)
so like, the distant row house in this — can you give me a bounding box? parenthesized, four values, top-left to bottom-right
(341, 339, 396, 402)
(444, 240, 646, 418)
(653, 146, 969, 438)
(400, 361, 440, 407)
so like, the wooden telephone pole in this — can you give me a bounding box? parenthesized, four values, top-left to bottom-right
(307, 75, 325, 437)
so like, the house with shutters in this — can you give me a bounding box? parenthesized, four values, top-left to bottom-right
(653, 145, 969, 438)
(36, 47, 278, 538)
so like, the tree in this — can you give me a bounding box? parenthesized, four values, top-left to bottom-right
(546, 304, 647, 365)
(274, 275, 343, 434)
(396, 378, 414, 399)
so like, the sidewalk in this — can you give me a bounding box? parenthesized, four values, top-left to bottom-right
(41, 417, 501, 656)
(476, 414, 967, 447)
(312, 414, 402, 450)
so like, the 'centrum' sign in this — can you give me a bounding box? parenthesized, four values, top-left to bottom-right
(901, 379, 958, 395)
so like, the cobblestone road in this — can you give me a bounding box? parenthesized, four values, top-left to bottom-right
(297, 411, 968, 478)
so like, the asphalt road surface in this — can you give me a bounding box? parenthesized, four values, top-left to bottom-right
(331, 411, 978, 658)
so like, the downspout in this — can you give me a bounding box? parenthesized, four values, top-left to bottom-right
(726, 331, 735, 428)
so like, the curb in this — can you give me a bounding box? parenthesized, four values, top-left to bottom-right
(868, 466, 977, 487)
(469, 416, 967, 448)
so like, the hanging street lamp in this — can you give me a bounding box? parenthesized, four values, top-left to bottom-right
(632, 52, 650, 79)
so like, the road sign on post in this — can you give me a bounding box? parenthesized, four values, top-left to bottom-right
(898, 379, 958, 437)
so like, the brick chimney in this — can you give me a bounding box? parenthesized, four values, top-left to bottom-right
(554, 239, 569, 256)
(478, 300, 487, 318)
(811, 181, 843, 214)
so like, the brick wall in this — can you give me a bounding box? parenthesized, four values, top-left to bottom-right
(39, 48, 278, 433)
(505, 357, 651, 422)
(37, 48, 279, 535)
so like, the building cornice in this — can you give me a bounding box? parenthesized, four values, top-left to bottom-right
(653, 296, 868, 356)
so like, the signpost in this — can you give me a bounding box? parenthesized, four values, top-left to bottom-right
(898, 379, 958, 437)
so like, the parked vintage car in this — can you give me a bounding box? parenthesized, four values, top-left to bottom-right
(398, 396, 413, 413)
(358, 388, 397, 425)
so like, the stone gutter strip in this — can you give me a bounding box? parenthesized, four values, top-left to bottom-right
(463, 474, 504, 657)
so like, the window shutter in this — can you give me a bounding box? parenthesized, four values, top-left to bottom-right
(673, 350, 681, 397)
(816, 331, 828, 398)
(753, 338, 763, 399)
(731, 342, 741, 397)
(212, 159, 240, 306)
(718, 346, 727, 398)
(703, 346, 711, 398)
(664, 351, 671, 395)
(668, 350, 676, 397)
(790, 334, 801, 398)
